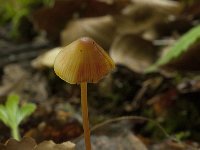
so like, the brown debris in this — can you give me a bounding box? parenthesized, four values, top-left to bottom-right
(0, 137, 75, 150)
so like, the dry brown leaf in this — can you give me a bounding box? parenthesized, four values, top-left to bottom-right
(115, 0, 181, 35)
(4, 137, 36, 150)
(61, 15, 116, 49)
(24, 118, 82, 144)
(35, 140, 75, 150)
(32, 0, 129, 41)
(131, 0, 181, 13)
(110, 34, 157, 73)
(1, 137, 75, 150)
(31, 47, 61, 69)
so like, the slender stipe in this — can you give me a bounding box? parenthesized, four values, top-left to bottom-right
(81, 82, 91, 150)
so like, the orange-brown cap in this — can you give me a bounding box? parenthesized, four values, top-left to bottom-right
(54, 37, 115, 84)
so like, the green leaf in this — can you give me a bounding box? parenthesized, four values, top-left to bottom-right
(0, 94, 36, 140)
(6, 94, 20, 126)
(6, 94, 20, 110)
(17, 103, 36, 124)
(0, 105, 8, 125)
(146, 25, 200, 72)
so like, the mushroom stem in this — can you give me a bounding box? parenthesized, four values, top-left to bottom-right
(81, 82, 91, 150)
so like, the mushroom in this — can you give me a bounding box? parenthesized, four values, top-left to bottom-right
(54, 37, 115, 150)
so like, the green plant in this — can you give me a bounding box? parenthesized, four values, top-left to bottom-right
(0, 0, 54, 38)
(147, 25, 200, 72)
(0, 94, 36, 140)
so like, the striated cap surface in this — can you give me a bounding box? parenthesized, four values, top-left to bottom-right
(54, 37, 115, 84)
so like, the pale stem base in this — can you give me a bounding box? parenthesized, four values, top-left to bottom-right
(11, 125, 20, 141)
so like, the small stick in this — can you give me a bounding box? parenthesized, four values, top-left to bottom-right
(81, 82, 91, 150)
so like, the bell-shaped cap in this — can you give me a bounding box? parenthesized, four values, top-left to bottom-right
(54, 37, 115, 84)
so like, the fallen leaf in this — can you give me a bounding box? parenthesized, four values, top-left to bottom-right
(4, 137, 36, 150)
(110, 34, 157, 73)
(115, 0, 180, 35)
(1, 137, 75, 150)
(131, 0, 181, 13)
(35, 140, 75, 150)
(61, 16, 116, 49)
(31, 47, 61, 69)
(32, 0, 129, 41)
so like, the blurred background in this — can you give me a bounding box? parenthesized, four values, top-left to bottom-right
(0, 0, 200, 149)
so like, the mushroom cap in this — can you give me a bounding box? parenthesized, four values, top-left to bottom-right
(54, 37, 115, 84)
